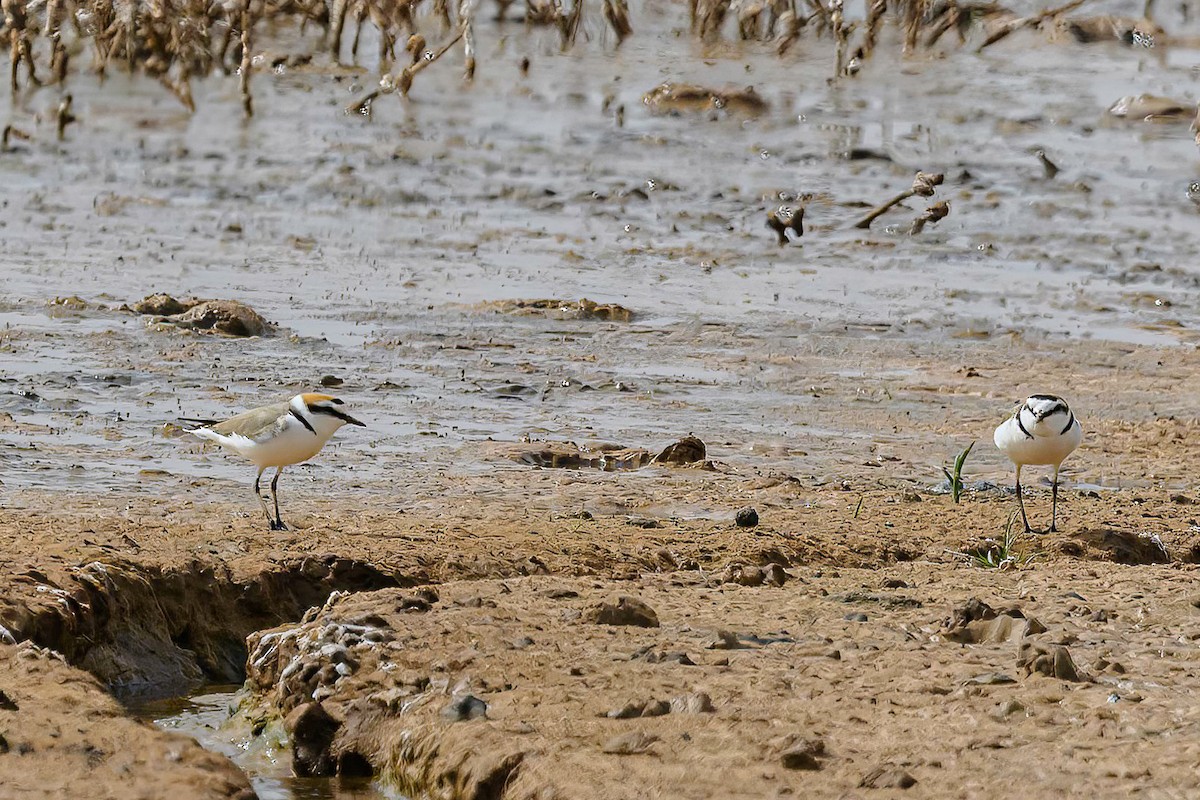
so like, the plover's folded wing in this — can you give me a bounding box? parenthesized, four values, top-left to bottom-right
(209, 402, 292, 441)
(178, 416, 220, 427)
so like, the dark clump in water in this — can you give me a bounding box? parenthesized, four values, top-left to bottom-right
(131, 688, 399, 800)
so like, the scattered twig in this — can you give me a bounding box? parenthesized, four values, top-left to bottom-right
(977, 0, 1088, 51)
(1034, 148, 1059, 179)
(604, 0, 634, 45)
(238, 1, 254, 117)
(854, 171, 944, 229)
(1, 123, 31, 151)
(56, 93, 76, 141)
(909, 199, 950, 234)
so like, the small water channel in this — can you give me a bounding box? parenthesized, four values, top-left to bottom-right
(132, 687, 402, 800)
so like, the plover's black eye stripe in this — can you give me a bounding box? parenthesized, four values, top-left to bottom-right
(310, 405, 356, 425)
(289, 407, 317, 434)
(331, 398, 344, 405)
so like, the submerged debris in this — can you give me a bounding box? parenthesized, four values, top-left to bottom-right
(502, 436, 706, 471)
(1108, 94, 1196, 122)
(909, 200, 950, 235)
(127, 294, 272, 337)
(854, 171, 944, 230)
(477, 298, 634, 322)
(642, 83, 770, 117)
(766, 205, 804, 246)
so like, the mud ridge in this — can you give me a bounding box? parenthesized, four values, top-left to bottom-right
(0, 554, 413, 698)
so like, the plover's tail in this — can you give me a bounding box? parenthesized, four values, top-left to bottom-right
(188, 426, 222, 442)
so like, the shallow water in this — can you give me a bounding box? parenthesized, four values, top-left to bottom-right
(2, 1, 1199, 496)
(134, 688, 401, 800)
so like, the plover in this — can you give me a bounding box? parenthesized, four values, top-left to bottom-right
(993, 394, 1083, 533)
(185, 393, 365, 530)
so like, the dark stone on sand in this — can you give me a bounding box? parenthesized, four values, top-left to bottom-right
(735, 507, 759, 527)
(0, 733, 7, 754)
(632, 647, 695, 665)
(881, 578, 910, 589)
(831, 591, 922, 609)
(708, 630, 750, 650)
(1018, 643, 1087, 682)
(286, 702, 340, 777)
(654, 436, 706, 465)
(777, 735, 825, 771)
(607, 702, 645, 719)
(764, 563, 788, 586)
(964, 672, 1016, 686)
(0, 690, 17, 711)
(442, 694, 489, 721)
(132, 293, 195, 316)
(723, 564, 764, 586)
(585, 597, 660, 628)
(643, 699, 671, 717)
(844, 612, 869, 623)
(602, 731, 659, 755)
(781, 748, 822, 770)
(670, 692, 715, 714)
(157, 299, 271, 337)
(320, 375, 344, 388)
(861, 767, 917, 789)
(948, 598, 997, 627)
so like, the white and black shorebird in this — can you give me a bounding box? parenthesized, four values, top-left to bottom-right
(184, 393, 365, 530)
(993, 394, 1083, 533)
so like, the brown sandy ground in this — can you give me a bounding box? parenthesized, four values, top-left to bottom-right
(1, 479, 1200, 797)
(0, 642, 254, 800)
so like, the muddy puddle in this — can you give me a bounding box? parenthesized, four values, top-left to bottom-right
(134, 687, 401, 800)
(2, 0, 1200, 502)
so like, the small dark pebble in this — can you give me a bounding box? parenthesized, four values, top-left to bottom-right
(861, 767, 917, 789)
(607, 702, 645, 719)
(319, 375, 343, 387)
(964, 672, 1017, 686)
(844, 612, 869, 623)
(778, 735, 825, 771)
(441, 694, 488, 722)
(735, 507, 759, 527)
(642, 699, 671, 717)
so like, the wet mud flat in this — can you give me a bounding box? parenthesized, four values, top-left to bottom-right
(3, 484, 1200, 798)
(3, 0, 1200, 796)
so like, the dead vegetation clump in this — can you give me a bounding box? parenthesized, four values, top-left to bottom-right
(0, 0, 1170, 117)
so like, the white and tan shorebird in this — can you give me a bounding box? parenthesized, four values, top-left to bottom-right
(184, 393, 365, 530)
(993, 394, 1083, 533)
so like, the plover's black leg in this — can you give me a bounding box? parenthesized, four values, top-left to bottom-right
(1049, 466, 1060, 533)
(254, 467, 275, 530)
(1015, 465, 1034, 534)
(270, 467, 288, 531)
